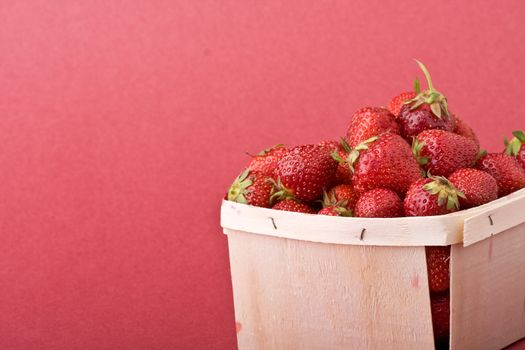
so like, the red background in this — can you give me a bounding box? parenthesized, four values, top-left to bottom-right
(1, 1, 524, 349)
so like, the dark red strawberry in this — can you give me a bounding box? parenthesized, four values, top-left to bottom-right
(431, 293, 450, 340)
(318, 206, 352, 216)
(449, 168, 498, 208)
(476, 153, 525, 197)
(354, 188, 403, 218)
(272, 199, 316, 214)
(426, 246, 450, 293)
(274, 144, 337, 202)
(345, 107, 400, 148)
(397, 61, 455, 140)
(404, 176, 465, 216)
(323, 184, 358, 211)
(387, 91, 417, 117)
(227, 169, 275, 208)
(413, 130, 479, 177)
(454, 116, 479, 147)
(398, 104, 456, 140)
(331, 139, 353, 185)
(351, 133, 423, 195)
(504, 130, 525, 170)
(247, 144, 287, 176)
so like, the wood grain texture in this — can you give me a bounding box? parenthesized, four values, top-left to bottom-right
(227, 230, 434, 350)
(463, 192, 525, 246)
(221, 188, 525, 247)
(450, 223, 525, 350)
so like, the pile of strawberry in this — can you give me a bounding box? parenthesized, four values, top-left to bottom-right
(226, 61, 525, 344)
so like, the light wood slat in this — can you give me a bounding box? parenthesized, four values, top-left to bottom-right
(228, 230, 435, 350)
(450, 224, 525, 350)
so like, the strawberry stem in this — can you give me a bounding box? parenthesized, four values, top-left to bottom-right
(415, 60, 434, 91)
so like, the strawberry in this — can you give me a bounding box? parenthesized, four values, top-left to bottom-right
(247, 144, 287, 176)
(504, 130, 525, 170)
(331, 139, 353, 185)
(318, 140, 342, 152)
(426, 246, 450, 293)
(272, 199, 316, 214)
(318, 206, 352, 216)
(274, 144, 337, 202)
(476, 153, 525, 197)
(404, 176, 465, 216)
(227, 169, 275, 208)
(453, 116, 479, 147)
(431, 293, 450, 340)
(351, 133, 423, 195)
(387, 90, 417, 117)
(345, 107, 400, 148)
(354, 188, 403, 218)
(412, 130, 479, 177)
(323, 184, 358, 211)
(449, 168, 498, 208)
(397, 61, 455, 140)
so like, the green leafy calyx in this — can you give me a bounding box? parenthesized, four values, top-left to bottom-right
(411, 138, 429, 165)
(404, 60, 450, 119)
(504, 130, 525, 156)
(322, 190, 348, 209)
(269, 177, 295, 205)
(331, 137, 377, 174)
(422, 175, 466, 210)
(333, 206, 353, 217)
(227, 168, 253, 204)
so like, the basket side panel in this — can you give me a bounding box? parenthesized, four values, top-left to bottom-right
(226, 230, 435, 350)
(450, 222, 525, 350)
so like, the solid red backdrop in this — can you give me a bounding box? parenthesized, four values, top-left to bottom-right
(1, 1, 524, 349)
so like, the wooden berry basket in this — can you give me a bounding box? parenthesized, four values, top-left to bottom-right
(220, 188, 525, 350)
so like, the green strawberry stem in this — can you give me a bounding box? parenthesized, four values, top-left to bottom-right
(416, 60, 434, 91)
(405, 60, 450, 118)
(331, 136, 377, 174)
(423, 174, 466, 210)
(269, 177, 295, 205)
(334, 206, 353, 217)
(504, 130, 525, 156)
(322, 190, 349, 209)
(227, 168, 253, 204)
(414, 77, 421, 94)
(347, 136, 378, 172)
(411, 138, 429, 165)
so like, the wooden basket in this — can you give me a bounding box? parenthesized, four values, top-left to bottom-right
(220, 188, 525, 350)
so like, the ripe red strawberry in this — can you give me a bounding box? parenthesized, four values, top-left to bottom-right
(272, 199, 316, 214)
(247, 144, 287, 176)
(504, 130, 525, 170)
(324, 184, 358, 211)
(331, 139, 353, 185)
(345, 107, 400, 148)
(397, 61, 455, 140)
(387, 91, 417, 116)
(227, 169, 275, 208)
(449, 168, 498, 208)
(404, 176, 465, 216)
(431, 293, 450, 340)
(476, 153, 525, 197)
(274, 144, 337, 202)
(318, 140, 342, 152)
(318, 206, 352, 216)
(413, 130, 479, 177)
(426, 246, 450, 293)
(351, 133, 423, 195)
(354, 188, 403, 218)
(454, 116, 479, 147)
